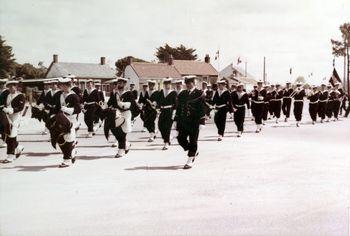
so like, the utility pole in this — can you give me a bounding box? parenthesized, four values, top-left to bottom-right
(263, 57, 266, 83)
(245, 61, 247, 77)
(347, 40, 350, 96)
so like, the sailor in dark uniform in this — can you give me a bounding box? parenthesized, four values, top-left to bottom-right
(83, 79, 100, 137)
(282, 82, 294, 122)
(212, 80, 232, 141)
(35, 80, 53, 134)
(262, 84, 271, 124)
(129, 82, 138, 101)
(307, 85, 319, 124)
(51, 77, 81, 167)
(93, 80, 105, 125)
(0, 79, 25, 163)
(156, 78, 177, 150)
(204, 84, 214, 119)
(175, 75, 205, 169)
(268, 84, 275, 118)
(251, 80, 266, 133)
(317, 83, 328, 123)
(128, 82, 140, 122)
(174, 80, 184, 95)
(231, 83, 250, 137)
(292, 82, 306, 127)
(0, 78, 9, 148)
(325, 84, 334, 122)
(139, 80, 158, 142)
(271, 84, 284, 123)
(105, 77, 137, 158)
(330, 82, 342, 121)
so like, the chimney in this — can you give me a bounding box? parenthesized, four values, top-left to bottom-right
(204, 54, 210, 63)
(100, 57, 106, 65)
(127, 56, 133, 65)
(53, 54, 58, 63)
(168, 54, 174, 65)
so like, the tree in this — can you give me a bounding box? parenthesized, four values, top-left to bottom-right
(331, 23, 350, 95)
(155, 44, 197, 62)
(15, 63, 47, 79)
(115, 56, 147, 76)
(0, 35, 16, 78)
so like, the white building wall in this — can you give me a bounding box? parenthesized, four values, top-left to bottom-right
(124, 65, 140, 90)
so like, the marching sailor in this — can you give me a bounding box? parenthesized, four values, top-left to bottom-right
(174, 80, 184, 95)
(212, 80, 232, 141)
(175, 75, 205, 169)
(139, 80, 158, 142)
(262, 84, 271, 124)
(251, 80, 266, 133)
(70, 76, 83, 101)
(0, 78, 9, 148)
(231, 83, 250, 137)
(35, 80, 53, 134)
(271, 84, 284, 123)
(307, 85, 319, 124)
(105, 77, 136, 158)
(292, 81, 306, 127)
(156, 77, 177, 150)
(52, 77, 81, 168)
(325, 84, 334, 122)
(330, 82, 341, 121)
(282, 82, 293, 122)
(94, 80, 105, 125)
(0, 78, 25, 163)
(268, 84, 275, 118)
(317, 83, 328, 123)
(83, 79, 100, 138)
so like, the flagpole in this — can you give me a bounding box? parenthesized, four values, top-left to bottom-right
(245, 61, 247, 77)
(263, 57, 266, 84)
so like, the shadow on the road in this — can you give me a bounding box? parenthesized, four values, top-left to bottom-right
(76, 145, 112, 148)
(198, 138, 219, 141)
(125, 165, 184, 171)
(130, 148, 162, 151)
(25, 152, 61, 157)
(18, 140, 50, 143)
(76, 155, 114, 160)
(1, 164, 58, 172)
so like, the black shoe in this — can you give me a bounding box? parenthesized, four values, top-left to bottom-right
(71, 157, 76, 164)
(58, 163, 70, 168)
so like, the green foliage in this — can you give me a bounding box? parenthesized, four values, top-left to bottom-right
(0, 35, 16, 78)
(331, 23, 350, 57)
(15, 63, 47, 79)
(115, 56, 147, 76)
(155, 43, 197, 62)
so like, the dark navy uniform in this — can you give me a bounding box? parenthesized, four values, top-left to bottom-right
(318, 90, 328, 121)
(231, 90, 250, 133)
(293, 87, 306, 122)
(308, 90, 319, 123)
(83, 88, 100, 133)
(212, 89, 231, 137)
(282, 88, 294, 119)
(251, 88, 266, 127)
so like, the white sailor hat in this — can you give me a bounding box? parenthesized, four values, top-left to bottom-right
(0, 78, 8, 84)
(275, 83, 281, 86)
(163, 77, 173, 83)
(257, 79, 264, 84)
(286, 81, 292, 84)
(327, 83, 332, 87)
(67, 74, 76, 78)
(94, 80, 101, 85)
(296, 81, 303, 86)
(237, 83, 244, 87)
(202, 81, 208, 85)
(43, 80, 53, 84)
(312, 85, 318, 89)
(334, 82, 340, 86)
(5, 76, 22, 86)
(320, 82, 326, 86)
(117, 77, 128, 83)
(87, 79, 94, 83)
(58, 77, 71, 83)
(129, 82, 135, 85)
(217, 79, 226, 84)
(147, 80, 156, 84)
(183, 75, 196, 83)
(175, 79, 183, 84)
(263, 84, 270, 88)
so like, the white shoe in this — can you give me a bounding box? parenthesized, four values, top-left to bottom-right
(162, 142, 169, 150)
(115, 149, 125, 158)
(276, 118, 279, 124)
(148, 133, 155, 142)
(86, 132, 93, 138)
(142, 127, 147, 133)
(237, 131, 242, 137)
(284, 117, 288, 122)
(296, 122, 300, 127)
(15, 145, 24, 158)
(218, 135, 223, 141)
(59, 159, 72, 168)
(312, 121, 315, 125)
(321, 119, 324, 123)
(1, 154, 16, 163)
(183, 156, 195, 169)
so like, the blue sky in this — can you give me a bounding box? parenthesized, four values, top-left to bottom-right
(1, 0, 349, 84)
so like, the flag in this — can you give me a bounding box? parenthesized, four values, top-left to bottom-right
(237, 57, 242, 65)
(329, 68, 342, 86)
(289, 68, 292, 75)
(214, 50, 220, 60)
